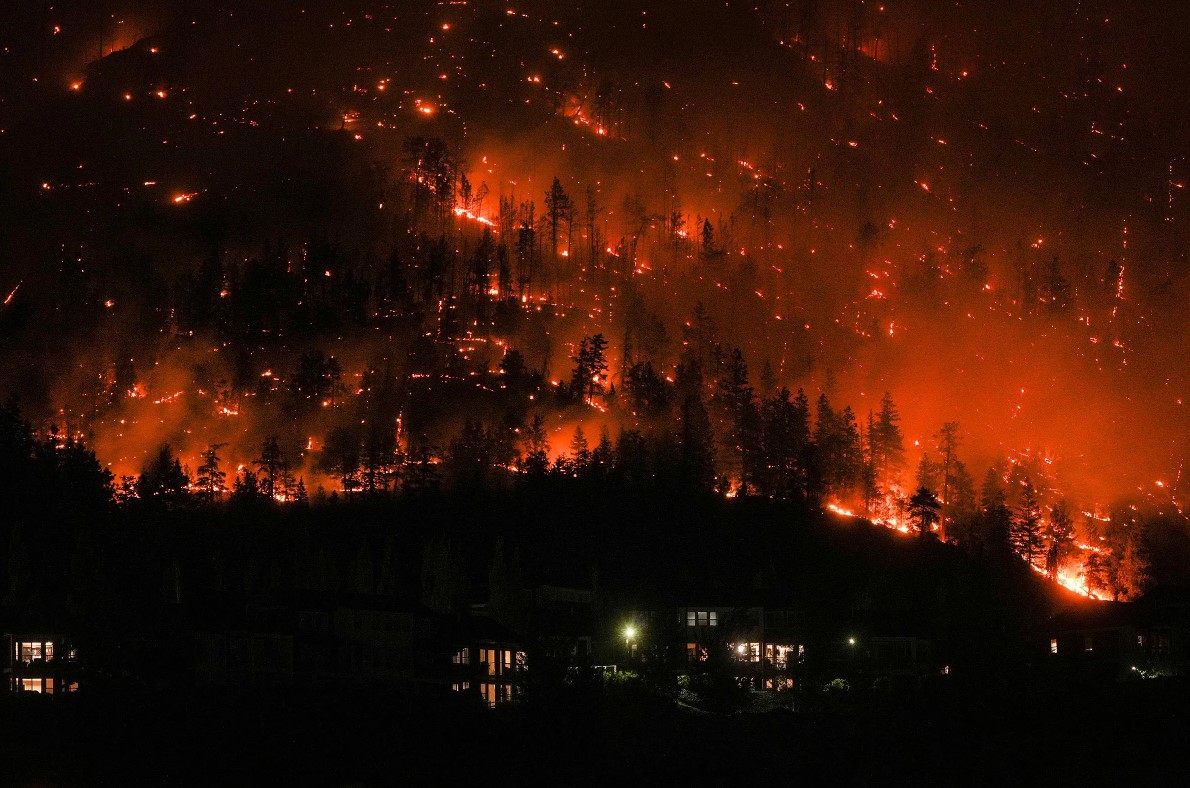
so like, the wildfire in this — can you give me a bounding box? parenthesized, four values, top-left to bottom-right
(826, 502, 859, 518)
(453, 206, 495, 227)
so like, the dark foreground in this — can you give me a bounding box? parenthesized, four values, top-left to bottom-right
(4, 679, 1189, 785)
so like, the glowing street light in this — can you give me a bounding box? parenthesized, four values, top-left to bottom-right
(623, 625, 638, 664)
(848, 637, 857, 646)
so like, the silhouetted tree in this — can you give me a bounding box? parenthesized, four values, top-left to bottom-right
(319, 425, 361, 494)
(137, 445, 190, 508)
(195, 444, 227, 504)
(908, 486, 941, 538)
(254, 436, 289, 499)
(1011, 478, 1045, 567)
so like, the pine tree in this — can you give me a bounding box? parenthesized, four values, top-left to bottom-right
(254, 435, 288, 499)
(908, 486, 942, 538)
(195, 444, 227, 504)
(679, 390, 716, 490)
(934, 421, 961, 503)
(232, 468, 263, 501)
(319, 425, 361, 494)
(714, 347, 756, 492)
(569, 334, 610, 403)
(759, 387, 810, 499)
(979, 468, 1012, 557)
(137, 445, 190, 508)
(522, 414, 550, 476)
(812, 394, 841, 495)
(1046, 499, 1075, 580)
(872, 392, 905, 488)
(421, 537, 467, 614)
(700, 218, 717, 260)
(1010, 478, 1045, 567)
(915, 452, 940, 491)
(945, 459, 978, 545)
(402, 440, 440, 493)
(591, 427, 615, 477)
(568, 426, 591, 473)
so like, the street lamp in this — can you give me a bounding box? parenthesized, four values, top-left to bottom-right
(624, 625, 637, 664)
(847, 637, 857, 646)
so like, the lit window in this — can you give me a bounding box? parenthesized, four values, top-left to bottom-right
(1136, 634, 1146, 647)
(17, 642, 48, 662)
(18, 678, 44, 693)
(1050, 638, 1058, 654)
(709, 611, 718, 626)
(697, 611, 709, 626)
(686, 611, 696, 627)
(452, 648, 470, 665)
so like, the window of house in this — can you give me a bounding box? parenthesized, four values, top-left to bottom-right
(481, 648, 497, 675)
(452, 648, 470, 665)
(480, 683, 498, 708)
(686, 642, 698, 660)
(514, 650, 527, 668)
(1050, 638, 1058, 654)
(17, 641, 49, 662)
(1137, 634, 1146, 647)
(451, 682, 470, 692)
(18, 678, 44, 693)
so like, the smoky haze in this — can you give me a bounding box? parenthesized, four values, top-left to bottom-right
(0, 0, 1185, 509)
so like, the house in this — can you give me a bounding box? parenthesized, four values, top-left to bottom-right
(5, 632, 81, 695)
(187, 592, 435, 689)
(445, 614, 526, 708)
(1044, 588, 1190, 681)
(624, 605, 807, 690)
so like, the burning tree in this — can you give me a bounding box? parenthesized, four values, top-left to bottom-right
(1045, 500, 1075, 580)
(570, 334, 610, 404)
